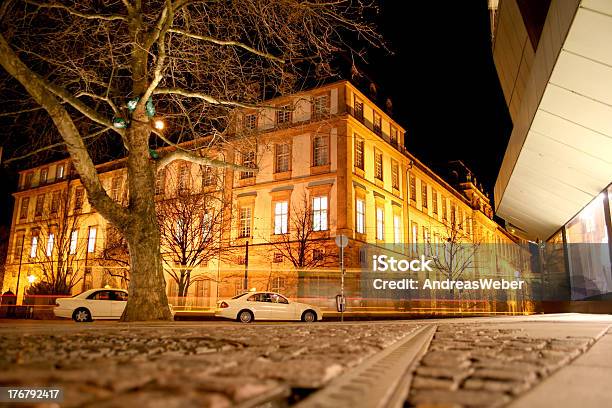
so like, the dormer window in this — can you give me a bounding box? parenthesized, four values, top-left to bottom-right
(56, 164, 65, 180)
(24, 172, 33, 189)
(276, 105, 292, 125)
(390, 126, 399, 146)
(373, 112, 382, 135)
(40, 168, 48, 184)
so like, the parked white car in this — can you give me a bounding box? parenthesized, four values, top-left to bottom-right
(215, 291, 323, 323)
(54, 288, 175, 322)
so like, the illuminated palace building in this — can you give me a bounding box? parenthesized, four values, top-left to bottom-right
(2, 81, 534, 314)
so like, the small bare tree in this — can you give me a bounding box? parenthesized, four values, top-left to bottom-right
(266, 193, 335, 269)
(99, 225, 130, 289)
(158, 163, 230, 303)
(427, 217, 481, 296)
(30, 188, 83, 295)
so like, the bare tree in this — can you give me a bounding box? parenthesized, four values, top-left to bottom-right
(157, 163, 230, 304)
(427, 217, 481, 296)
(266, 193, 335, 269)
(30, 188, 83, 295)
(0, 0, 381, 320)
(99, 225, 130, 289)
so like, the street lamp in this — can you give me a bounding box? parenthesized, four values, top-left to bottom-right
(153, 119, 165, 130)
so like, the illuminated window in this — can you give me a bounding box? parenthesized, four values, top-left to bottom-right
(432, 190, 438, 215)
(354, 97, 364, 121)
(391, 160, 399, 189)
(276, 105, 292, 125)
(30, 234, 38, 258)
(409, 175, 416, 201)
(56, 164, 65, 180)
(354, 137, 364, 170)
(394, 215, 401, 244)
(240, 151, 256, 179)
(421, 182, 428, 209)
(274, 201, 289, 234)
(275, 143, 291, 173)
(312, 135, 329, 166)
(19, 197, 29, 220)
(356, 198, 365, 234)
(46, 233, 54, 256)
(374, 150, 383, 180)
(87, 227, 97, 253)
(411, 222, 418, 253)
(239, 207, 252, 238)
(442, 197, 447, 221)
(376, 207, 384, 240)
(312, 196, 328, 231)
(423, 227, 429, 256)
(373, 111, 382, 135)
(390, 126, 399, 146)
(40, 168, 48, 184)
(70, 230, 78, 254)
(34, 194, 44, 217)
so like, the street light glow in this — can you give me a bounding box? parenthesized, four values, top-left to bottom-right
(27, 275, 37, 284)
(154, 119, 165, 130)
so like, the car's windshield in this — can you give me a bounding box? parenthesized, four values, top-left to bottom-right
(231, 293, 248, 299)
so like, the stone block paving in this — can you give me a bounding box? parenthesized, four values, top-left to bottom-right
(406, 324, 594, 408)
(0, 322, 419, 407)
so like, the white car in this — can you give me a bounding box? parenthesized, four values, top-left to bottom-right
(54, 288, 175, 322)
(215, 291, 323, 323)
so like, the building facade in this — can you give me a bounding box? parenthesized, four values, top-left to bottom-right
(2, 81, 534, 313)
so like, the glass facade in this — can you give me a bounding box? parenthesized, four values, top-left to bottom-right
(547, 184, 612, 301)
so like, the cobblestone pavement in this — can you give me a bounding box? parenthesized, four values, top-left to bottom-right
(406, 324, 596, 408)
(0, 322, 420, 407)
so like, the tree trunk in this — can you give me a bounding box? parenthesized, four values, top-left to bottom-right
(121, 221, 172, 321)
(120, 122, 172, 321)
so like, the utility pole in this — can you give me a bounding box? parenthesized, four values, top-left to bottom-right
(14, 236, 25, 305)
(335, 235, 348, 322)
(244, 240, 249, 291)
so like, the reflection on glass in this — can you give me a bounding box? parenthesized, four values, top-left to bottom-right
(565, 194, 611, 300)
(543, 230, 569, 300)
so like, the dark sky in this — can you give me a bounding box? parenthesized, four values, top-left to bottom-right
(367, 0, 512, 195)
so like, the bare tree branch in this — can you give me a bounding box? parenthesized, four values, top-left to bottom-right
(23, 0, 127, 21)
(167, 28, 285, 64)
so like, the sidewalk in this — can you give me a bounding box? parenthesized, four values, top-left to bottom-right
(406, 314, 612, 408)
(0, 314, 611, 407)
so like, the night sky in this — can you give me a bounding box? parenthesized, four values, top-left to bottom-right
(0, 0, 511, 230)
(368, 0, 512, 194)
